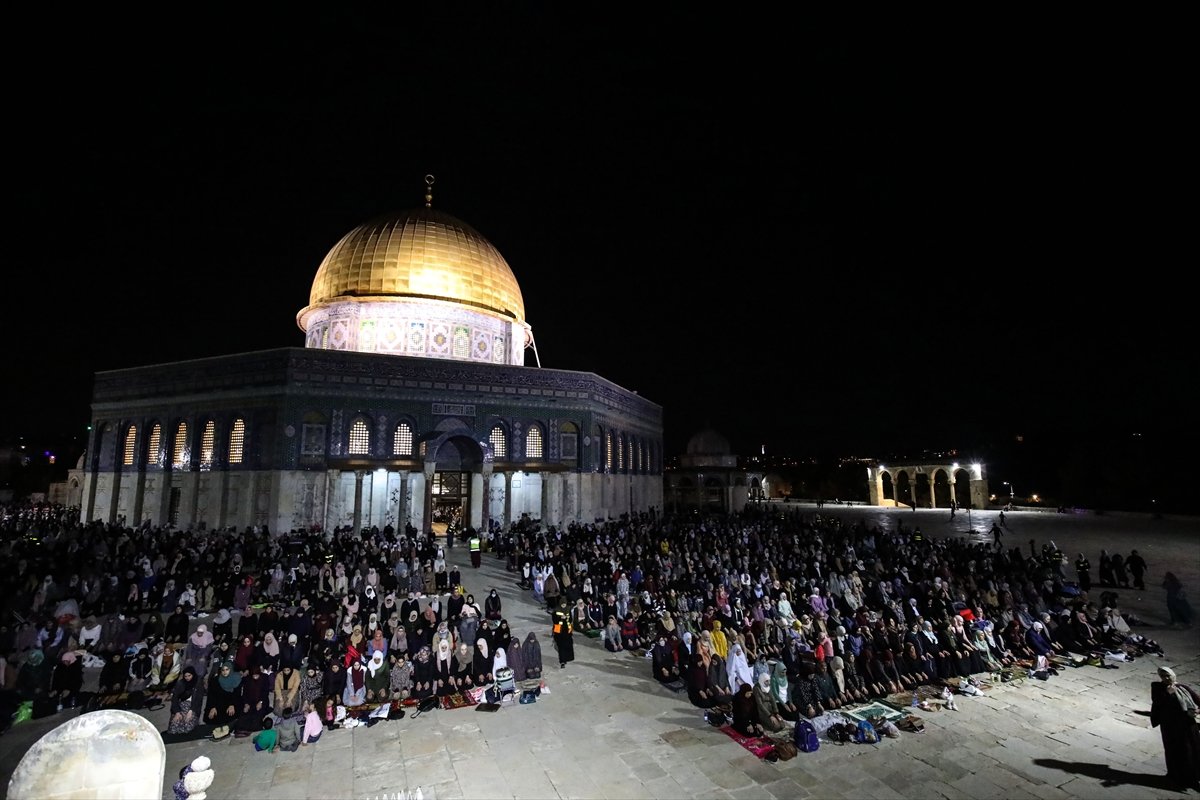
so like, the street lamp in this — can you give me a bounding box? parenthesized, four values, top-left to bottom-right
(1002, 482, 1016, 501)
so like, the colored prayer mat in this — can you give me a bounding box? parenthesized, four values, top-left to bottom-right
(717, 725, 776, 758)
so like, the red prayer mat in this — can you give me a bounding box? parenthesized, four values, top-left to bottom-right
(718, 725, 776, 758)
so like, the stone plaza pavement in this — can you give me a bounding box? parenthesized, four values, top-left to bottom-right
(1, 505, 1197, 799)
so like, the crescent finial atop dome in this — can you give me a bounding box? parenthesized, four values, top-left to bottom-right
(424, 174, 435, 208)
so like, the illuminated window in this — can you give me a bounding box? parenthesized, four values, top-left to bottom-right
(526, 426, 543, 459)
(605, 432, 613, 471)
(321, 326, 329, 349)
(639, 442, 645, 472)
(123, 426, 137, 466)
(419, 441, 427, 457)
(200, 420, 215, 469)
(147, 424, 161, 466)
(618, 435, 625, 471)
(489, 426, 507, 459)
(393, 422, 414, 456)
(229, 418, 245, 464)
(453, 326, 470, 359)
(172, 422, 188, 468)
(349, 419, 370, 455)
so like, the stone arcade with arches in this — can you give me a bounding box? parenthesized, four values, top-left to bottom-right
(866, 460, 988, 510)
(78, 184, 663, 535)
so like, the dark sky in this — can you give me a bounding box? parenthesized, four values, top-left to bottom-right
(5, 14, 1192, 468)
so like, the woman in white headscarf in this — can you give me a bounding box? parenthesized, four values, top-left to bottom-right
(775, 592, 795, 626)
(753, 670, 786, 732)
(1150, 666, 1200, 790)
(726, 641, 754, 690)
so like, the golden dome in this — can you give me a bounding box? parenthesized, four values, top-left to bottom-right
(303, 208, 525, 323)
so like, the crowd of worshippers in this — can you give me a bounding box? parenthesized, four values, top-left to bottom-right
(500, 507, 1166, 738)
(0, 503, 547, 742)
(0, 501, 1169, 743)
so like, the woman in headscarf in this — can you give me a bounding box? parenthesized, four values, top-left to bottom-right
(300, 663, 324, 707)
(183, 625, 214, 675)
(321, 661, 345, 704)
(204, 660, 242, 733)
(768, 662, 796, 724)
(452, 642, 475, 690)
(168, 666, 203, 734)
(366, 626, 388, 660)
(127, 647, 153, 696)
(472, 638, 494, 686)
(709, 620, 729, 659)
(233, 635, 255, 673)
(686, 631, 720, 710)
(602, 616, 623, 653)
(274, 665, 301, 716)
(731, 680, 765, 737)
(506, 635, 526, 688)
(753, 670, 786, 732)
(98, 652, 129, 705)
(433, 638, 455, 696)
(255, 632, 281, 675)
(726, 641, 754, 690)
(212, 608, 234, 643)
(523, 631, 543, 681)
(651, 635, 679, 684)
(343, 659, 368, 706)
(1150, 666, 1200, 791)
(365, 649, 391, 702)
(705, 632, 735, 709)
(411, 645, 434, 701)
(142, 612, 165, 641)
(343, 625, 366, 668)
(164, 605, 190, 643)
(50, 650, 84, 709)
(620, 613, 644, 652)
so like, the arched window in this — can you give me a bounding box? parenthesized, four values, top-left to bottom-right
(617, 434, 625, 471)
(172, 422, 189, 468)
(147, 423, 162, 466)
(229, 418, 245, 465)
(348, 419, 371, 455)
(393, 422, 414, 456)
(638, 442, 645, 473)
(605, 431, 613, 471)
(200, 420, 216, 469)
(489, 425, 507, 460)
(123, 425, 137, 467)
(525, 426, 543, 459)
(559, 422, 578, 462)
(453, 326, 470, 359)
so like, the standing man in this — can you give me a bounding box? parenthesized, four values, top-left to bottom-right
(469, 533, 481, 570)
(1149, 666, 1200, 791)
(1074, 553, 1092, 592)
(552, 602, 575, 670)
(1127, 550, 1148, 591)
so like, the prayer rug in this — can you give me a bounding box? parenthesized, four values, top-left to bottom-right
(160, 724, 215, 744)
(717, 725, 776, 758)
(661, 679, 687, 693)
(882, 685, 943, 712)
(441, 692, 477, 710)
(841, 701, 907, 724)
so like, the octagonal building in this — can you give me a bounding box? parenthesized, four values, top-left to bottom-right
(78, 188, 663, 536)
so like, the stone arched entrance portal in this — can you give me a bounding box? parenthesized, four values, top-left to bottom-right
(867, 461, 988, 510)
(424, 433, 486, 542)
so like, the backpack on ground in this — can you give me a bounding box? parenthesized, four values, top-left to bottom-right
(854, 719, 879, 744)
(795, 719, 820, 752)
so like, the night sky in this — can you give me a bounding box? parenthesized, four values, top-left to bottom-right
(6, 15, 1192, 495)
